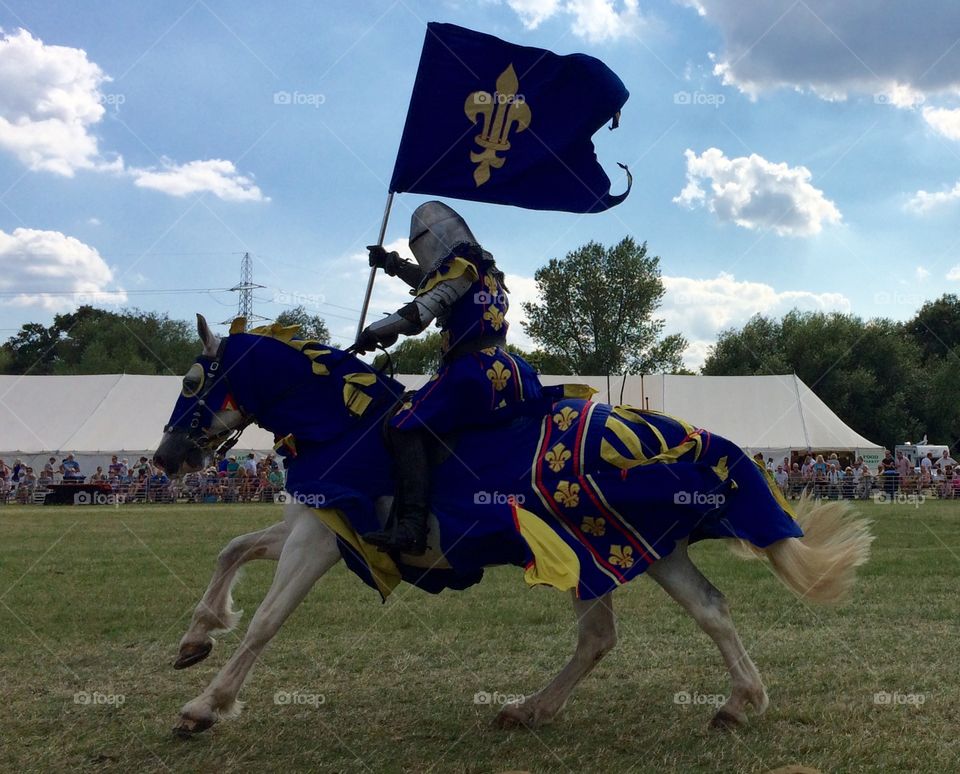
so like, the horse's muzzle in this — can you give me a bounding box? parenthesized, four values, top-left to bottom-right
(154, 430, 206, 475)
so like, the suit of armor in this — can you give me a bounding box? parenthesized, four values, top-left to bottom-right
(354, 202, 543, 554)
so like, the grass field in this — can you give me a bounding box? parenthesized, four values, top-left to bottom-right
(1, 501, 958, 773)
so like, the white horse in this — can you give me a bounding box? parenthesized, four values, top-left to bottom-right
(158, 316, 873, 736)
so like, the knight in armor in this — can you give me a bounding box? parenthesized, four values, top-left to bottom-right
(352, 201, 544, 555)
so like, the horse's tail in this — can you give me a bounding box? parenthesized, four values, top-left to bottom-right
(728, 495, 873, 603)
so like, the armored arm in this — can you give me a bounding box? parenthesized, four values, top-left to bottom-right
(354, 274, 474, 352)
(368, 245, 425, 290)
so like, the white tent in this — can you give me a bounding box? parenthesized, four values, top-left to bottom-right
(0, 372, 882, 474)
(0, 374, 275, 473)
(394, 372, 883, 462)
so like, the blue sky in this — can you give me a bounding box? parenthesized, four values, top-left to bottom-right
(2, 0, 960, 368)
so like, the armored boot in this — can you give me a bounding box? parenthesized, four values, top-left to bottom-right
(364, 429, 430, 555)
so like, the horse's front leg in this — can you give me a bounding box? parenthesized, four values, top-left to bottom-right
(175, 520, 290, 669)
(495, 591, 616, 729)
(175, 505, 341, 735)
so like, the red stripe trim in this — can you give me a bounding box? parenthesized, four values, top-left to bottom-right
(535, 414, 627, 583)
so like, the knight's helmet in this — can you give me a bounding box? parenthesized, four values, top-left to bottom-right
(408, 201, 477, 272)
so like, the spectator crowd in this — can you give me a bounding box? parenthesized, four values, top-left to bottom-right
(0, 452, 286, 505)
(757, 449, 960, 501)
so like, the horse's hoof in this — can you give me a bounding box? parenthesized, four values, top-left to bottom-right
(493, 701, 546, 730)
(173, 715, 215, 737)
(709, 708, 746, 731)
(174, 642, 212, 670)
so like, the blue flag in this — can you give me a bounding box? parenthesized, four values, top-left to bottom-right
(389, 23, 631, 213)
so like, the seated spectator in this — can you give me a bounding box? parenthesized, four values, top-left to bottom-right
(16, 467, 37, 503)
(60, 454, 83, 482)
(108, 455, 123, 479)
(774, 465, 789, 496)
(90, 466, 106, 483)
(148, 470, 171, 502)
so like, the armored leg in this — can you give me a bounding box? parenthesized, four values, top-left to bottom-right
(364, 428, 430, 555)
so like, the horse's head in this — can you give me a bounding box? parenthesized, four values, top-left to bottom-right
(154, 314, 248, 475)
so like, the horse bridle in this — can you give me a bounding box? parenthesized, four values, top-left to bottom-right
(165, 338, 254, 457)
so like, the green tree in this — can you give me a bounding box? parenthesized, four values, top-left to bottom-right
(274, 305, 330, 343)
(703, 311, 925, 447)
(905, 294, 960, 363)
(522, 237, 686, 375)
(1, 306, 199, 375)
(374, 332, 444, 373)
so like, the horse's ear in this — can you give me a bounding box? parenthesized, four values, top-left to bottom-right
(196, 314, 219, 356)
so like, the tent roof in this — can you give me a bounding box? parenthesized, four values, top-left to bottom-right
(0, 372, 881, 455)
(395, 373, 882, 453)
(0, 374, 275, 454)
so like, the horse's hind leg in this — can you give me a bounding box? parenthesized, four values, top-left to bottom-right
(646, 540, 767, 730)
(175, 520, 290, 669)
(495, 591, 616, 729)
(176, 504, 340, 735)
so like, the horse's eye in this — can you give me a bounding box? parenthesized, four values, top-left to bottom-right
(182, 363, 205, 397)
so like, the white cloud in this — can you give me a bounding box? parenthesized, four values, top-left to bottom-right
(506, 0, 562, 29)
(686, 0, 960, 102)
(947, 265, 960, 281)
(905, 181, 960, 213)
(131, 159, 268, 202)
(0, 227, 125, 310)
(922, 106, 960, 141)
(0, 28, 121, 176)
(661, 272, 851, 369)
(674, 148, 841, 236)
(505, 0, 642, 41)
(0, 28, 266, 202)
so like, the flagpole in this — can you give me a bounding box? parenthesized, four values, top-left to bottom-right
(355, 191, 395, 340)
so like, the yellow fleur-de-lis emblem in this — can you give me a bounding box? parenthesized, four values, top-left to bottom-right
(465, 64, 532, 187)
(609, 545, 634, 569)
(483, 274, 499, 296)
(486, 360, 511, 391)
(545, 443, 571, 472)
(553, 406, 579, 431)
(483, 306, 505, 330)
(554, 481, 580, 508)
(581, 516, 606, 537)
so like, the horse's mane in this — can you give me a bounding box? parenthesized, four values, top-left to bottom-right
(238, 320, 407, 416)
